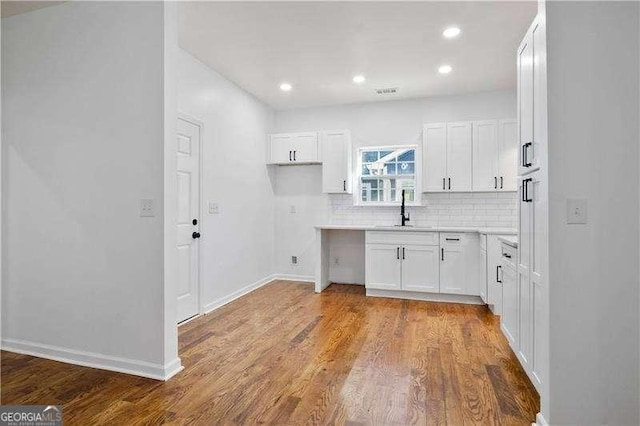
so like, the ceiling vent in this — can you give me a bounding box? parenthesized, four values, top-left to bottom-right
(375, 87, 398, 95)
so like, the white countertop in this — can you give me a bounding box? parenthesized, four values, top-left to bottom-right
(315, 224, 517, 235)
(498, 235, 519, 247)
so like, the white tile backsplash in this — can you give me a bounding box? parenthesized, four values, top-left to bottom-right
(327, 192, 517, 228)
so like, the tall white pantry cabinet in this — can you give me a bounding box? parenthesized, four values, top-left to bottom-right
(515, 12, 549, 422)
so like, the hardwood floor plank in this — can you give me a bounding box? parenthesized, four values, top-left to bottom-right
(1, 282, 539, 425)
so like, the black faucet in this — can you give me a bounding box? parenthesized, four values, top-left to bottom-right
(400, 189, 410, 226)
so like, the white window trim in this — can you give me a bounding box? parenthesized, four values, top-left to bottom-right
(354, 144, 421, 206)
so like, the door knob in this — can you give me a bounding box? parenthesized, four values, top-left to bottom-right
(192, 232, 201, 239)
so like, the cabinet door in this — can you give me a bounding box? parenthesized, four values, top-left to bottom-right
(365, 244, 402, 290)
(517, 30, 536, 175)
(423, 123, 448, 192)
(518, 178, 532, 281)
(479, 248, 488, 303)
(472, 120, 499, 192)
(498, 119, 518, 191)
(322, 131, 352, 193)
(487, 236, 505, 315)
(501, 264, 518, 347)
(518, 268, 532, 368)
(291, 132, 319, 163)
(401, 245, 440, 293)
(440, 245, 466, 295)
(446, 122, 472, 191)
(270, 134, 292, 164)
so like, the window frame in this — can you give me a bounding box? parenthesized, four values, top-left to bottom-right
(354, 144, 421, 206)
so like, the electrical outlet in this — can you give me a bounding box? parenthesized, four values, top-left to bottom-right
(566, 198, 587, 224)
(140, 199, 155, 217)
(209, 202, 219, 214)
(291, 256, 298, 265)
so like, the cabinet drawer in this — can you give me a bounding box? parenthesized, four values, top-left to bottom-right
(501, 243, 516, 269)
(366, 231, 438, 246)
(440, 233, 467, 245)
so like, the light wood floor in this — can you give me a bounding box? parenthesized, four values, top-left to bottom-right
(1, 281, 539, 425)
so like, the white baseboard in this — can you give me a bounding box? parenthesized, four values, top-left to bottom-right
(270, 273, 315, 283)
(366, 288, 484, 305)
(203, 274, 278, 314)
(533, 412, 548, 426)
(1, 338, 183, 381)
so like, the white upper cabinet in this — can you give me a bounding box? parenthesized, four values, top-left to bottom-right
(422, 122, 472, 192)
(268, 132, 319, 165)
(423, 123, 448, 192)
(472, 119, 518, 191)
(321, 130, 352, 193)
(498, 119, 518, 191)
(472, 120, 499, 191)
(446, 122, 473, 192)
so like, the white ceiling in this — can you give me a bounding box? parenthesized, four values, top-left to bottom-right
(179, 1, 537, 110)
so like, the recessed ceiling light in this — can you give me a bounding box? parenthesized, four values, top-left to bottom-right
(353, 75, 366, 84)
(279, 82, 292, 92)
(438, 65, 452, 74)
(443, 26, 461, 39)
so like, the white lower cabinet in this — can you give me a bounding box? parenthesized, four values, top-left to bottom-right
(401, 245, 440, 292)
(440, 233, 480, 296)
(500, 245, 518, 346)
(486, 235, 511, 315)
(480, 245, 488, 303)
(365, 231, 440, 293)
(365, 244, 402, 290)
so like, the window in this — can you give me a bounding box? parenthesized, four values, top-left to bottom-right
(358, 146, 418, 204)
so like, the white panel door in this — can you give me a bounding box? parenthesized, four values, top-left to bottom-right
(270, 134, 292, 164)
(472, 120, 499, 191)
(440, 245, 466, 295)
(177, 117, 201, 323)
(401, 245, 440, 293)
(518, 32, 535, 175)
(365, 244, 402, 290)
(446, 122, 472, 191)
(291, 132, 319, 163)
(498, 119, 518, 191)
(322, 130, 352, 193)
(423, 123, 447, 192)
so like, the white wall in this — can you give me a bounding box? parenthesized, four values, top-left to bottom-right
(177, 50, 276, 310)
(2, 2, 178, 378)
(274, 91, 517, 281)
(546, 2, 640, 424)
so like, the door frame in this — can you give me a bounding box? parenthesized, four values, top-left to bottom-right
(177, 112, 205, 324)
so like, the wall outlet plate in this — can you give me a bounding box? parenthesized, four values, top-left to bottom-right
(140, 199, 155, 217)
(566, 198, 587, 224)
(209, 202, 219, 214)
(291, 255, 298, 265)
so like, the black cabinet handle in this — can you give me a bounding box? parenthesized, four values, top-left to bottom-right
(448, 178, 451, 190)
(402, 247, 406, 260)
(496, 266, 502, 283)
(442, 178, 446, 190)
(289, 150, 292, 161)
(500, 177, 503, 189)
(192, 232, 201, 239)
(343, 180, 346, 191)
(192, 219, 198, 225)
(397, 247, 400, 260)
(522, 178, 533, 202)
(293, 150, 297, 161)
(523, 142, 532, 167)
(503, 252, 512, 259)
(441, 248, 444, 261)
(494, 177, 497, 189)
(445, 237, 460, 241)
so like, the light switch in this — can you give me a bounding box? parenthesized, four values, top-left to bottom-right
(140, 199, 155, 217)
(566, 198, 587, 224)
(209, 202, 219, 214)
